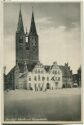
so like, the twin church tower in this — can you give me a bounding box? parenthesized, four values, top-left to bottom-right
(16, 8, 39, 72)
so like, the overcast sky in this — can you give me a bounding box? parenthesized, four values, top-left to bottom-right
(4, 2, 81, 74)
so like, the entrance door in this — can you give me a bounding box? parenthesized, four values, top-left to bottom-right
(46, 83, 50, 89)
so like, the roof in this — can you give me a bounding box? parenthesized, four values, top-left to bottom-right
(17, 8, 24, 33)
(59, 65, 72, 77)
(29, 12, 37, 35)
(6, 66, 16, 76)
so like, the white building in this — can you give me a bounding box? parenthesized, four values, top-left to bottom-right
(27, 61, 63, 91)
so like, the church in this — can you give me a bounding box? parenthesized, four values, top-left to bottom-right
(16, 9, 39, 72)
(4, 8, 73, 90)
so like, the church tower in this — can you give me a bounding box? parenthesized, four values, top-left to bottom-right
(28, 11, 39, 69)
(16, 8, 26, 69)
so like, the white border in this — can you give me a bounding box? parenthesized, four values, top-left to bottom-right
(0, 0, 84, 124)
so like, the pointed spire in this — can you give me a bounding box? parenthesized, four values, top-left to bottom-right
(17, 5, 24, 33)
(29, 9, 37, 35)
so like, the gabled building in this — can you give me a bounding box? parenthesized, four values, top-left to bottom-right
(27, 61, 63, 91)
(72, 66, 81, 87)
(59, 63, 73, 88)
(4, 63, 19, 90)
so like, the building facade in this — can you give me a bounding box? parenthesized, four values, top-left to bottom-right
(59, 63, 73, 88)
(72, 66, 81, 87)
(4, 64, 19, 90)
(27, 61, 63, 91)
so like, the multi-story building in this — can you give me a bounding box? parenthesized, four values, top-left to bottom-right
(72, 66, 81, 87)
(27, 61, 62, 91)
(59, 63, 73, 88)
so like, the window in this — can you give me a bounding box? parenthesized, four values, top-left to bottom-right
(29, 77, 31, 81)
(58, 71, 60, 74)
(41, 70, 43, 74)
(26, 46, 29, 50)
(55, 77, 57, 80)
(38, 69, 40, 73)
(55, 82, 58, 86)
(47, 77, 49, 81)
(34, 76, 37, 81)
(58, 77, 60, 81)
(38, 75, 40, 81)
(35, 69, 37, 74)
(42, 77, 45, 81)
(29, 83, 31, 88)
(55, 71, 57, 74)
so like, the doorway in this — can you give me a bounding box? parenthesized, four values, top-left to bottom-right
(46, 83, 50, 89)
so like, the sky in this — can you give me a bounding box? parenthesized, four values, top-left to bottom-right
(4, 2, 81, 74)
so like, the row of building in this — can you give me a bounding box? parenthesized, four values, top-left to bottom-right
(4, 61, 74, 91)
(4, 8, 81, 91)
